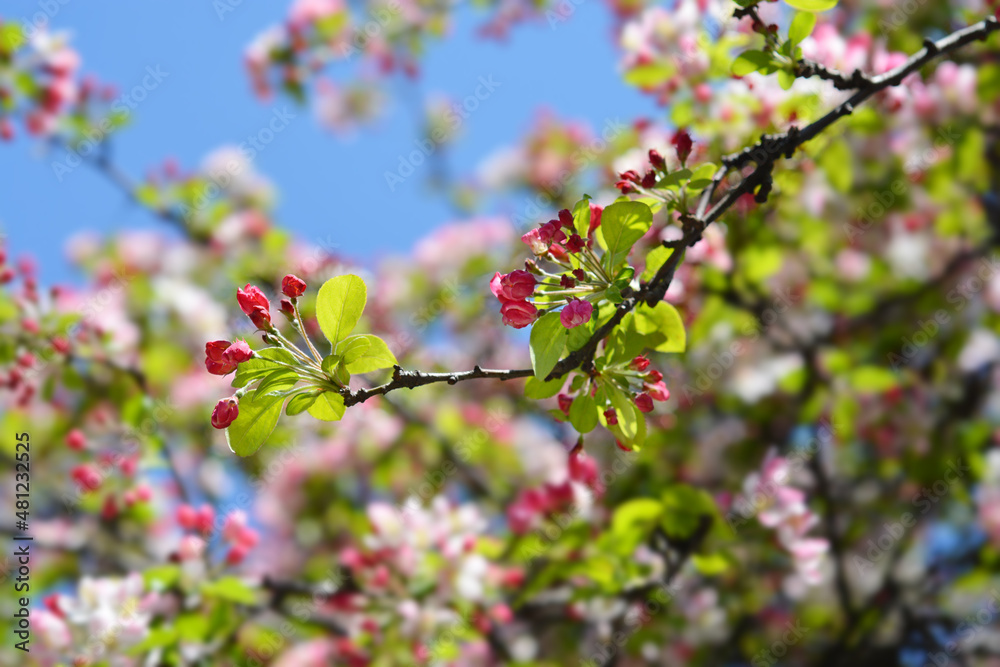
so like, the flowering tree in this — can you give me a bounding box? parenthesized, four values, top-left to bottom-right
(3, 0, 1000, 665)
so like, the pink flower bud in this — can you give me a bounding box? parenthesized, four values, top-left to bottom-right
(177, 504, 197, 530)
(672, 129, 693, 164)
(66, 429, 87, 451)
(211, 396, 240, 429)
(560, 299, 593, 329)
(564, 234, 585, 253)
(604, 408, 619, 425)
(135, 484, 152, 502)
(506, 502, 535, 535)
(646, 369, 663, 384)
(222, 510, 248, 542)
(281, 274, 307, 298)
(521, 229, 548, 255)
(569, 450, 599, 486)
(588, 205, 602, 236)
(631, 356, 650, 371)
(644, 381, 670, 402)
(222, 340, 254, 365)
(70, 464, 102, 492)
(178, 535, 206, 561)
(280, 298, 295, 318)
(237, 284, 271, 329)
(648, 149, 666, 170)
(634, 393, 654, 413)
(226, 543, 250, 565)
(101, 495, 118, 520)
(557, 393, 573, 415)
(195, 504, 215, 535)
(500, 300, 538, 329)
(496, 270, 536, 300)
(557, 209, 574, 229)
(205, 340, 238, 376)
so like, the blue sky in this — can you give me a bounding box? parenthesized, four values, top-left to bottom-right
(0, 1, 656, 285)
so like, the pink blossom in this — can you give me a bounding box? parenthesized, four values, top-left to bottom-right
(500, 299, 538, 329)
(560, 299, 593, 328)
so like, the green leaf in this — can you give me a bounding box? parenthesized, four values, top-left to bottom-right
(569, 394, 599, 433)
(635, 302, 686, 353)
(778, 68, 796, 90)
(232, 348, 297, 388)
(334, 335, 370, 364)
(788, 11, 817, 45)
(338, 334, 397, 374)
(286, 392, 318, 416)
(307, 391, 346, 422)
(225, 385, 292, 457)
(607, 498, 663, 555)
(201, 576, 258, 605)
(315, 275, 367, 348)
(143, 565, 180, 590)
(607, 388, 644, 448)
(692, 552, 730, 575)
(783, 0, 837, 11)
(687, 163, 718, 189)
(571, 196, 592, 239)
(732, 50, 772, 76)
(254, 368, 299, 397)
(819, 137, 853, 193)
(529, 312, 568, 380)
(624, 61, 676, 88)
(641, 246, 674, 282)
(849, 366, 898, 393)
(661, 485, 716, 539)
(524, 375, 564, 399)
(601, 201, 653, 274)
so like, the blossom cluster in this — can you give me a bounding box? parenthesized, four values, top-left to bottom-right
(490, 204, 607, 329)
(738, 451, 829, 588)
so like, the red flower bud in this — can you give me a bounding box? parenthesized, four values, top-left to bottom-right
(572, 269, 586, 282)
(280, 298, 295, 318)
(237, 284, 271, 329)
(646, 369, 663, 384)
(558, 208, 574, 230)
(588, 205, 603, 236)
(568, 450, 599, 486)
(648, 149, 666, 170)
(630, 356, 650, 372)
(560, 274, 577, 289)
(560, 299, 593, 329)
(672, 129, 693, 165)
(615, 180, 637, 194)
(281, 274, 307, 298)
(500, 300, 539, 329)
(211, 396, 240, 429)
(564, 234, 585, 253)
(66, 429, 87, 451)
(634, 393, 654, 413)
(222, 340, 254, 365)
(558, 393, 573, 415)
(70, 464, 102, 492)
(205, 340, 238, 375)
(644, 381, 670, 402)
(641, 170, 657, 188)
(604, 408, 618, 425)
(492, 270, 537, 301)
(619, 169, 640, 183)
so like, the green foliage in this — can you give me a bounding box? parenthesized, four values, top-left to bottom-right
(599, 201, 653, 274)
(529, 311, 568, 379)
(316, 274, 367, 348)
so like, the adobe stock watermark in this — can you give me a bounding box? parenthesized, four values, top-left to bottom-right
(508, 117, 627, 235)
(180, 106, 296, 221)
(923, 589, 1000, 667)
(51, 65, 170, 182)
(8, 0, 73, 48)
(750, 619, 810, 667)
(887, 255, 1000, 369)
(384, 75, 502, 192)
(843, 126, 961, 242)
(852, 459, 968, 574)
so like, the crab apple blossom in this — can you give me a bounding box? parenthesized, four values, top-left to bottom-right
(66, 428, 87, 451)
(281, 273, 307, 297)
(500, 298, 538, 328)
(211, 396, 239, 429)
(560, 298, 593, 328)
(634, 392, 654, 413)
(237, 283, 272, 328)
(222, 339, 254, 364)
(205, 339, 239, 375)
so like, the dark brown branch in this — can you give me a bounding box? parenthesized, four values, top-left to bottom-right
(296, 17, 1000, 408)
(795, 60, 873, 90)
